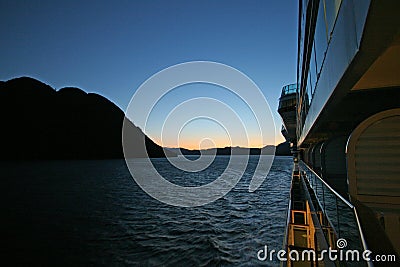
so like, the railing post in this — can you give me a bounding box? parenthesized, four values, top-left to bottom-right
(335, 196, 341, 238)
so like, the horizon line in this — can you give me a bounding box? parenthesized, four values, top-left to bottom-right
(164, 144, 284, 150)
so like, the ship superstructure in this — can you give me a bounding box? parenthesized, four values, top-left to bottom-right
(280, 0, 400, 266)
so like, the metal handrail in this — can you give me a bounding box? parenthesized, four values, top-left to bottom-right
(280, 165, 295, 267)
(299, 160, 372, 266)
(299, 173, 336, 267)
(281, 198, 291, 267)
(354, 208, 372, 264)
(283, 195, 292, 250)
(281, 84, 298, 96)
(300, 161, 353, 208)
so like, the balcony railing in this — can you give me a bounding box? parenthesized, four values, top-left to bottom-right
(299, 160, 372, 267)
(281, 84, 298, 97)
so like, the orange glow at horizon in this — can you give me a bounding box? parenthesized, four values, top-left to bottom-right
(153, 136, 278, 150)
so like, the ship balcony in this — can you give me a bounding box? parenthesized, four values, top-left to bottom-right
(280, 83, 298, 97)
(298, 160, 371, 265)
(278, 84, 297, 111)
(278, 84, 298, 142)
(283, 163, 338, 267)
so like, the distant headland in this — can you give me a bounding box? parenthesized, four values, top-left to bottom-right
(167, 142, 291, 156)
(0, 77, 291, 160)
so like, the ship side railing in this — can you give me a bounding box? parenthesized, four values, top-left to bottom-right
(299, 160, 372, 267)
(281, 163, 336, 267)
(281, 84, 298, 96)
(282, 164, 295, 254)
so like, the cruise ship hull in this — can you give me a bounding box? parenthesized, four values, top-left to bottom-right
(279, 0, 400, 265)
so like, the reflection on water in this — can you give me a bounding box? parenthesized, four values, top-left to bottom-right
(2, 156, 292, 266)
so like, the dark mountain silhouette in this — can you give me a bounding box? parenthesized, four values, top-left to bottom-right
(0, 77, 173, 160)
(275, 141, 291, 156)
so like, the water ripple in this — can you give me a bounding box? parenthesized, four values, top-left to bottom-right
(2, 156, 292, 266)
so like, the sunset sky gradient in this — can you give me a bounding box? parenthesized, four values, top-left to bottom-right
(1, 0, 297, 147)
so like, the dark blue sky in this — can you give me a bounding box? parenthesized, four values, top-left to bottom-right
(1, 0, 297, 146)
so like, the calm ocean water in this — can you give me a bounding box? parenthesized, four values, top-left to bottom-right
(3, 156, 292, 266)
